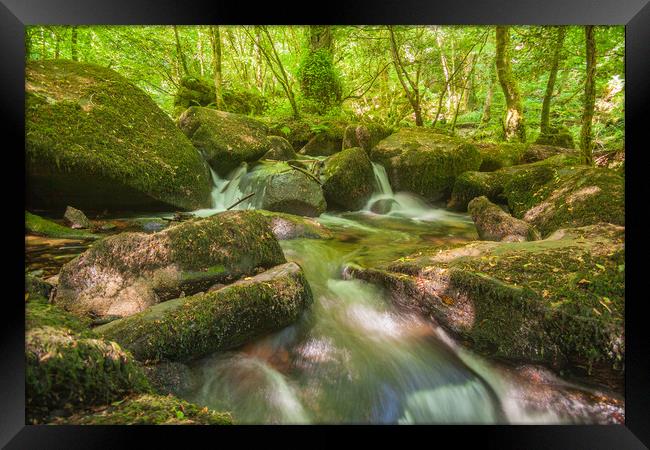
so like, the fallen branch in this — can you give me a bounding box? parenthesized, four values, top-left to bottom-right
(227, 192, 255, 210)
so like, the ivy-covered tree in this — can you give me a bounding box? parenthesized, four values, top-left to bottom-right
(298, 26, 341, 114)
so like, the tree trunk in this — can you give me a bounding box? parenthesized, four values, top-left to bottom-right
(209, 26, 223, 109)
(495, 26, 525, 142)
(197, 28, 205, 76)
(309, 25, 333, 53)
(481, 64, 496, 125)
(580, 25, 597, 165)
(71, 26, 78, 61)
(540, 26, 567, 135)
(388, 26, 423, 126)
(173, 26, 189, 76)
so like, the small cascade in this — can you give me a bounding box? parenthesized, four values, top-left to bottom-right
(193, 164, 255, 217)
(371, 162, 394, 196)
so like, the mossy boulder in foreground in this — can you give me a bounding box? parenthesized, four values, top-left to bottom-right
(26, 296, 150, 423)
(54, 210, 286, 320)
(54, 394, 233, 425)
(257, 210, 333, 240)
(26, 60, 211, 212)
(371, 128, 482, 202)
(97, 262, 313, 362)
(346, 223, 625, 391)
(178, 106, 271, 176)
(468, 196, 540, 242)
(321, 147, 375, 211)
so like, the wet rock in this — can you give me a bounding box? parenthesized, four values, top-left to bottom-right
(178, 106, 271, 176)
(342, 123, 393, 154)
(300, 132, 343, 157)
(263, 135, 297, 161)
(26, 60, 211, 212)
(26, 211, 99, 240)
(54, 210, 286, 320)
(100, 222, 117, 231)
(258, 211, 332, 240)
(346, 223, 625, 391)
(63, 206, 91, 229)
(370, 198, 399, 214)
(25, 273, 54, 298)
(256, 165, 327, 217)
(468, 196, 540, 242)
(321, 147, 375, 211)
(52, 393, 232, 425)
(96, 262, 313, 362)
(371, 128, 482, 202)
(143, 361, 196, 396)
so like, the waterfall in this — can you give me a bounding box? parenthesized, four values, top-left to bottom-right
(193, 164, 250, 217)
(371, 162, 394, 196)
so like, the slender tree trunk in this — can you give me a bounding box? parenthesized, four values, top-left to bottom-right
(540, 26, 567, 135)
(54, 29, 61, 59)
(481, 64, 496, 125)
(388, 26, 423, 126)
(495, 26, 525, 142)
(40, 27, 46, 59)
(209, 26, 223, 109)
(71, 26, 78, 61)
(25, 28, 32, 60)
(580, 25, 597, 165)
(197, 28, 205, 76)
(173, 26, 189, 76)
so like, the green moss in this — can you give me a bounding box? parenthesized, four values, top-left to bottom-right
(475, 142, 527, 171)
(173, 76, 266, 117)
(96, 263, 313, 362)
(298, 49, 342, 114)
(178, 106, 270, 176)
(448, 171, 508, 211)
(371, 129, 482, 202)
(26, 211, 99, 240)
(55, 393, 233, 425)
(26, 60, 211, 211)
(321, 147, 375, 211)
(26, 294, 93, 336)
(26, 325, 151, 423)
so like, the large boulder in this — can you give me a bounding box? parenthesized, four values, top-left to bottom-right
(53, 393, 233, 425)
(178, 106, 271, 176)
(468, 196, 540, 242)
(346, 223, 625, 391)
(26, 294, 150, 423)
(262, 135, 297, 161)
(54, 210, 286, 320)
(299, 132, 343, 157)
(342, 123, 393, 155)
(371, 129, 482, 202)
(521, 166, 624, 237)
(26, 60, 211, 212)
(475, 143, 527, 172)
(321, 147, 375, 211)
(243, 162, 327, 217)
(96, 262, 313, 362)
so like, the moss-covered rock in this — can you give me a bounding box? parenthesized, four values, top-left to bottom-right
(257, 210, 333, 240)
(178, 106, 271, 176)
(26, 60, 211, 212)
(96, 262, 313, 362)
(63, 206, 91, 229)
(468, 196, 540, 242)
(143, 361, 196, 396)
(299, 132, 344, 157)
(522, 144, 578, 164)
(25, 273, 54, 299)
(521, 166, 624, 237)
(475, 142, 527, 172)
(347, 223, 624, 391)
(26, 211, 99, 240)
(447, 171, 508, 211)
(54, 393, 233, 425)
(342, 123, 393, 154)
(26, 294, 93, 336)
(173, 76, 266, 117)
(26, 319, 150, 423)
(371, 128, 482, 202)
(262, 135, 297, 161)
(320, 147, 375, 211)
(535, 126, 575, 149)
(244, 162, 327, 217)
(54, 210, 286, 320)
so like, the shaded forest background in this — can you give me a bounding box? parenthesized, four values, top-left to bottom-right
(26, 25, 625, 161)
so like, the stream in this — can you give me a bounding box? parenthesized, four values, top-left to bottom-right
(25, 162, 622, 424)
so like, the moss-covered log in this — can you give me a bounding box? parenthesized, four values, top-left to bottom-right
(54, 210, 286, 320)
(26, 60, 212, 212)
(96, 262, 313, 362)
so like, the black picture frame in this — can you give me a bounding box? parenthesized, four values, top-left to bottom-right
(3, 0, 648, 447)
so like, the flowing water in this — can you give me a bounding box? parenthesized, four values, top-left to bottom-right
(25, 162, 622, 424)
